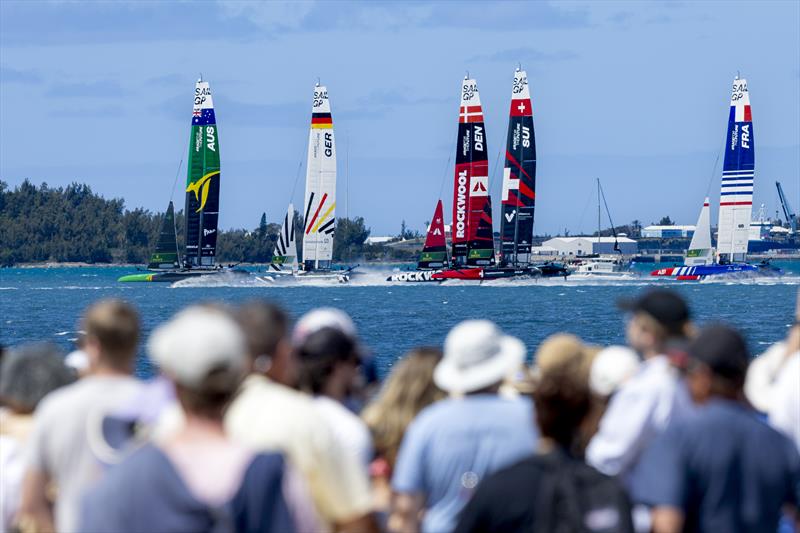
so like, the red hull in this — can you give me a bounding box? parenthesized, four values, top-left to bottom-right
(431, 268, 484, 280)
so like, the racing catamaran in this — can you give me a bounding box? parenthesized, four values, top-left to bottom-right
(119, 78, 247, 282)
(651, 76, 780, 280)
(268, 203, 298, 274)
(296, 82, 355, 282)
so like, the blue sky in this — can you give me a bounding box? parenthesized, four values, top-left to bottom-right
(1, 1, 798, 236)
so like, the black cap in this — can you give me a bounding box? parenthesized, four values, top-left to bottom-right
(618, 289, 690, 332)
(688, 324, 749, 382)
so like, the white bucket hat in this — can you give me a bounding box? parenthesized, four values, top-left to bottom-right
(434, 320, 526, 394)
(149, 306, 246, 389)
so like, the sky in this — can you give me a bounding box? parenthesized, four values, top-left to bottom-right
(1, 0, 798, 236)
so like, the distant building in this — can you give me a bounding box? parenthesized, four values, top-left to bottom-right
(642, 225, 695, 238)
(543, 236, 638, 256)
(364, 236, 394, 245)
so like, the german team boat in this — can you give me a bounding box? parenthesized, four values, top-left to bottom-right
(119, 78, 247, 282)
(651, 76, 781, 280)
(295, 82, 355, 283)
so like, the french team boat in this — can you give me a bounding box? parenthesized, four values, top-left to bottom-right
(119, 78, 247, 282)
(651, 76, 780, 280)
(295, 83, 355, 283)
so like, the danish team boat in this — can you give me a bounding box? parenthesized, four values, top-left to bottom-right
(119, 78, 248, 283)
(651, 76, 780, 281)
(389, 70, 567, 283)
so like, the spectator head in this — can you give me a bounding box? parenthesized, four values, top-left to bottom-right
(435, 320, 525, 395)
(235, 300, 294, 386)
(362, 347, 445, 467)
(293, 307, 360, 348)
(81, 299, 140, 374)
(533, 357, 592, 454)
(589, 345, 640, 398)
(686, 324, 749, 404)
(618, 289, 691, 357)
(533, 333, 593, 383)
(0, 343, 75, 414)
(296, 327, 361, 401)
(149, 306, 246, 419)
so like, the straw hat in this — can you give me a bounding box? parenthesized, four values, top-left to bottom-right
(434, 320, 525, 394)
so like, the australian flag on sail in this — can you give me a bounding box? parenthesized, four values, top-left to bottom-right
(192, 108, 216, 126)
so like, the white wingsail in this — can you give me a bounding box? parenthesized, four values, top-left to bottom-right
(685, 198, 713, 266)
(301, 83, 337, 270)
(716, 77, 754, 263)
(270, 203, 297, 272)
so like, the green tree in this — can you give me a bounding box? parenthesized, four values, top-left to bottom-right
(333, 217, 370, 262)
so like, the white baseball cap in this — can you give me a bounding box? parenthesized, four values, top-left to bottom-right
(149, 306, 246, 389)
(590, 345, 640, 397)
(434, 320, 526, 394)
(293, 307, 358, 346)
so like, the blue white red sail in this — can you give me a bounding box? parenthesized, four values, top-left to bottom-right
(717, 77, 754, 264)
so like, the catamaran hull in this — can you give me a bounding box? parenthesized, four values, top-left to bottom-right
(650, 263, 780, 280)
(118, 268, 250, 283)
(387, 264, 570, 283)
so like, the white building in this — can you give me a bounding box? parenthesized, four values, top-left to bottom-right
(364, 236, 394, 245)
(641, 225, 695, 238)
(543, 236, 638, 256)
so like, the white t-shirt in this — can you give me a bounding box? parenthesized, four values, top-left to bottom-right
(225, 375, 371, 527)
(768, 351, 800, 452)
(26, 375, 143, 533)
(313, 396, 373, 470)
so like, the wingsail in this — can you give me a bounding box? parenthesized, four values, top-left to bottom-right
(500, 68, 536, 266)
(451, 77, 494, 267)
(184, 78, 221, 267)
(302, 83, 337, 270)
(716, 77, 754, 264)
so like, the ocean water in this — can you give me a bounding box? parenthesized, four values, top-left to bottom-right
(1, 262, 798, 379)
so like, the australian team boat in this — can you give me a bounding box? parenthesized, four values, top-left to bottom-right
(119, 78, 247, 283)
(651, 76, 781, 281)
(388, 69, 568, 283)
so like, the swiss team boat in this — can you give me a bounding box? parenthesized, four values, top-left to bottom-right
(651, 76, 781, 281)
(293, 83, 356, 283)
(388, 70, 568, 283)
(119, 78, 248, 282)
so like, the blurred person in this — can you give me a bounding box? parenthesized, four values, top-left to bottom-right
(586, 289, 694, 488)
(293, 307, 369, 412)
(0, 344, 75, 532)
(633, 324, 800, 533)
(226, 300, 376, 533)
(388, 320, 538, 533)
(362, 348, 445, 514)
(296, 327, 373, 469)
(456, 357, 634, 533)
(80, 306, 316, 533)
(532, 333, 590, 379)
(19, 299, 142, 533)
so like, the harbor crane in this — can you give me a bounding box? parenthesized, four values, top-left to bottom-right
(775, 181, 797, 233)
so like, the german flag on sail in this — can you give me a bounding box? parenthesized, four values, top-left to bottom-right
(311, 112, 333, 129)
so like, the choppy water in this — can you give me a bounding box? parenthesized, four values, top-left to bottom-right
(1, 262, 798, 379)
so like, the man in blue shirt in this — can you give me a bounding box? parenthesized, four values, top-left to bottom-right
(633, 324, 800, 533)
(388, 320, 538, 533)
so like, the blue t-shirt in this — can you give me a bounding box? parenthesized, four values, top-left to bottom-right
(80, 444, 295, 533)
(632, 399, 800, 533)
(392, 394, 538, 533)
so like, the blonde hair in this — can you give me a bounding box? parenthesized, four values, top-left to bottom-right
(362, 348, 445, 468)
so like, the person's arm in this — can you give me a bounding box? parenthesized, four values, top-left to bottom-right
(651, 506, 684, 533)
(18, 468, 54, 533)
(387, 492, 424, 533)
